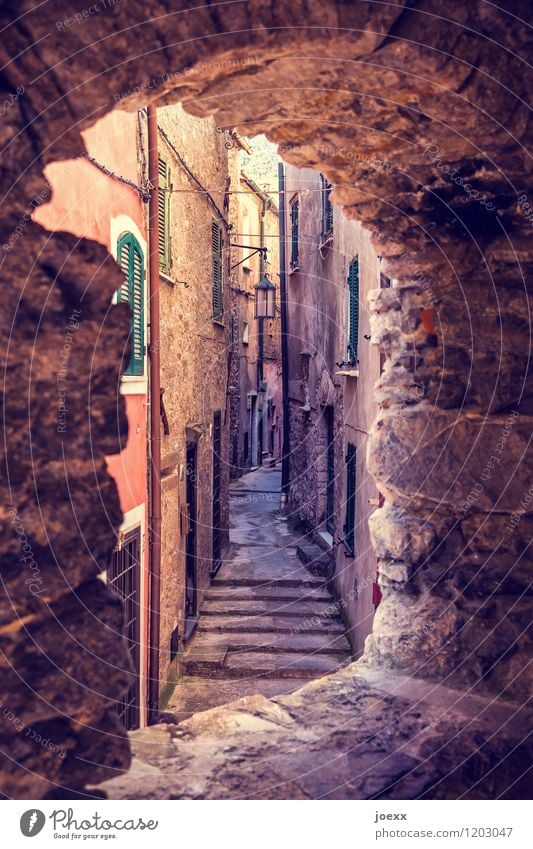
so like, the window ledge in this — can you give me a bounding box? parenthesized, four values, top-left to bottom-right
(318, 529, 334, 550)
(319, 234, 333, 250)
(335, 368, 359, 378)
(289, 265, 300, 275)
(212, 318, 225, 328)
(120, 376, 147, 396)
(160, 270, 176, 287)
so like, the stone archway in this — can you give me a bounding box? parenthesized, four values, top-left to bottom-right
(0, 1, 531, 799)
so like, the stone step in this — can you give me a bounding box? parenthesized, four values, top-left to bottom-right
(213, 553, 324, 588)
(197, 614, 345, 635)
(183, 650, 347, 679)
(200, 597, 340, 618)
(213, 575, 325, 590)
(296, 543, 332, 578)
(183, 629, 351, 657)
(204, 585, 332, 603)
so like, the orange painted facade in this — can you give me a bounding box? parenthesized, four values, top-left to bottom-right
(34, 109, 150, 726)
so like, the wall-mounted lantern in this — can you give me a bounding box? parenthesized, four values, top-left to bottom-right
(254, 275, 276, 320)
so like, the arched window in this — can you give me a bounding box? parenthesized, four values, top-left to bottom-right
(117, 232, 145, 376)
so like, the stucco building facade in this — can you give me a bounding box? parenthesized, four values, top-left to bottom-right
(283, 164, 381, 656)
(34, 109, 151, 729)
(228, 137, 282, 478)
(149, 106, 233, 698)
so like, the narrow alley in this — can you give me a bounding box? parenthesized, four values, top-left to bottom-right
(2, 0, 531, 808)
(167, 466, 351, 721)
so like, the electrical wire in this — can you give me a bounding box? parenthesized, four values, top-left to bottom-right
(82, 152, 151, 202)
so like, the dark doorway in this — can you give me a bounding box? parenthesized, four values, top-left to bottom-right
(108, 527, 141, 730)
(325, 406, 335, 535)
(184, 442, 198, 641)
(212, 410, 222, 577)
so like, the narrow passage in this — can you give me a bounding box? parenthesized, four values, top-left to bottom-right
(167, 466, 351, 721)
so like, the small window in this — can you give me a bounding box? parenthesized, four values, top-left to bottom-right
(320, 175, 333, 240)
(242, 321, 249, 345)
(117, 233, 145, 377)
(212, 219, 223, 321)
(290, 197, 299, 270)
(348, 256, 359, 364)
(158, 154, 171, 274)
(343, 442, 356, 555)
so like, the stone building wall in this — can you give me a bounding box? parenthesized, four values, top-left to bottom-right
(145, 105, 232, 693)
(334, 223, 382, 656)
(285, 166, 381, 656)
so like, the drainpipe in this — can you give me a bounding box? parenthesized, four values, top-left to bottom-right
(147, 105, 161, 724)
(278, 162, 290, 508)
(258, 196, 267, 460)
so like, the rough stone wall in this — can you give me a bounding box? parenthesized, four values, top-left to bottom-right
(0, 0, 531, 798)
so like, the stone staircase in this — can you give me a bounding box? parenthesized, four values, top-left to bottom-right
(181, 576, 350, 680)
(166, 466, 352, 721)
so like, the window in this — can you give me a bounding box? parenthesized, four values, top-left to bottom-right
(242, 321, 249, 345)
(290, 197, 299, 270)
(117, 232, 145, 377)
(158, 154, 171, 274)
(212, 219, 223, 321)
(343, 442, 356, 555)
(347, 256, 359, 364)
(320, 175, 333, 240)
(108, 527, 141, 729)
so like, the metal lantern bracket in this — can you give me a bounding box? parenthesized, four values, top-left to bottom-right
(230, 243, 268, 270)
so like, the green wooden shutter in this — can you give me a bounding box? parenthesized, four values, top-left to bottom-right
(117, 232, 145, 377)
(290, 199, 299, 269)
(117, 238, 130, 304)
(344, 442, 356, 555)
(348, 257, 359, 363)
(321, 176, 333, 238)
(158, 154, 171, 274)
(212, 219, 223, 320)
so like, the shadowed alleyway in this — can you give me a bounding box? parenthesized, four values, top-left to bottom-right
(166, 466, 351, 721)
